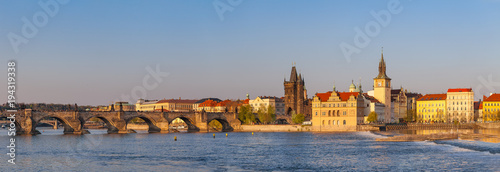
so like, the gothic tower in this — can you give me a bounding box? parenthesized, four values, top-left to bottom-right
(373, 50, 392, 123)
(284, 65, 306, 115)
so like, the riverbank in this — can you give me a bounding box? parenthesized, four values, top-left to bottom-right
(375, 129, 500, 142)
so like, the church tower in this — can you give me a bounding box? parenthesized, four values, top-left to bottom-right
(284, 64, 306, 115)
(373, 49, 392, 123)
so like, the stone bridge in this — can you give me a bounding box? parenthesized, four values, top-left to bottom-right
(0, 109, 242, 135)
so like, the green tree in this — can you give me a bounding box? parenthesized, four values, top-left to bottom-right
(367, 111, 378, 123)
(404, 109, 417, 122)
(258, 105, 276, 124)
(291, 111, 305, 124)
(208, 120, 222, 131)
(238, 105, 256, 124)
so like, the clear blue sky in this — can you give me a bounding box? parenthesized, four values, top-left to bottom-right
(1, 0, 500, 105)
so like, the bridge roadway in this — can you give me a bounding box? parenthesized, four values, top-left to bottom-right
(0, 109, 244, 135)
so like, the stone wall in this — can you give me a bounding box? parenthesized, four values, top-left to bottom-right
(238, 125, 375, 132)
(476, 122, 500, 129)
(239, 125, 313, 132)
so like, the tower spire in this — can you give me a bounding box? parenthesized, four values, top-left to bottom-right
(375, 47, 391, 79)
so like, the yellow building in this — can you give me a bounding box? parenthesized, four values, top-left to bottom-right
(483, 93, 500, 122)
(416, 94, 447, 123)
(311, 86, 366, 131)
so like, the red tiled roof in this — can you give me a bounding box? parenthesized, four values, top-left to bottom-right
(338, 92, 359, 101)
(484, 94, 500, 102)
(474, 101, 479, 110)
(216, 100, 231, 107)
(479, 103, 483, 110)
(316, 92, 332, 102)
(417, 94, 447, 101)
(363, 93, 380, 103)
(447, 88, 472, 93)
(316, 91, 359, 102)
(199, 100, 218, 107)
(243, 99, 249, 104)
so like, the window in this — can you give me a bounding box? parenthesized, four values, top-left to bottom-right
(328, 120, 331, 125)
(322, 112, 326, 116)
(343, 120, 346, 125)
(315, 112, 318, 116)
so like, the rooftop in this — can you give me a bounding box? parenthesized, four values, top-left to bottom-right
(484, 93, 500, 102)
(417, 94, 447, 101)
(447, 88, 473, 93)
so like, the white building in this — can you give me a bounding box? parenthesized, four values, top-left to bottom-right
(446, 88, 474, 123)
(135, 99, 159, 112)
(248, 96, 285, 115)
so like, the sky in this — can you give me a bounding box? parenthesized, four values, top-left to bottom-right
(1, 0, 500, 106)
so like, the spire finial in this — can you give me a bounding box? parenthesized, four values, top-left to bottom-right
(333, 80, 336, 91)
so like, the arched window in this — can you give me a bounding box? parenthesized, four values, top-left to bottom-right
(322, 120, 325, 126)
(328, 120, 331, 125)
(328, 110, 331, 116)
(343, 120, 346, 125)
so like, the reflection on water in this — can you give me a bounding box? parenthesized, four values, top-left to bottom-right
(398, 129, 500, 143)
(0, 129, 498, 171)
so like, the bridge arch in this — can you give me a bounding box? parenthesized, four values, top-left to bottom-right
(125, 115, 163, 133)
(170, 116, 199, 132)
(207, 118, 232, 132)
(34, 115, 76, 134)
(82, 115, 117, 134)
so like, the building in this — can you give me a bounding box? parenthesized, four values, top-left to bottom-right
(284, 65, 308, 115)
(391, 87, 423, 122)
(248, 96, 285, 115)
(373, 51, 393, 123)
(447, 88, 474, 123)
(474, 101, 482, 122)
(193, 98, 222, 111)
(416, 94, 447, 123)
(197, 99, 231, 112)
(154, 98, 198, 112)
(135, 99, 159, 111)
(482, 93, 500, 122)
(311, 87, 366, 130)
(363, 93, 386, 122)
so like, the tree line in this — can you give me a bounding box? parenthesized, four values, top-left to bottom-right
(237, 105, 305, 124)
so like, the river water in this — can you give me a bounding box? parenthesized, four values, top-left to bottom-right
(0, 128, 499, 171)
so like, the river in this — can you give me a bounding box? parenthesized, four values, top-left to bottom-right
(0, 128, 499, 171)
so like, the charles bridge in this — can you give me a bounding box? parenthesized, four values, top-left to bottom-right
(1, 109, 244, 135)
(1, 109, 294, 135)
